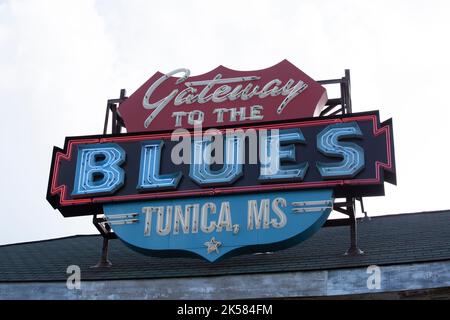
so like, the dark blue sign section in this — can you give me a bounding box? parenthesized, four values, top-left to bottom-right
(47, 111, 396, 217)
(103, 189, 333, 262)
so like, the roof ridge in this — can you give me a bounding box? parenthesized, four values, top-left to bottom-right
(357, 209, 450, 220)
(0, 234, 100, 248)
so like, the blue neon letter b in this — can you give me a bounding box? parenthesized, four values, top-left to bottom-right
(72, 143, 125, 196)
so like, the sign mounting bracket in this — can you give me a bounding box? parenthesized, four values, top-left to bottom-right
(103, 89, 127, 135)
(319, 69, 364, 256)
(93, 89, 127, 267)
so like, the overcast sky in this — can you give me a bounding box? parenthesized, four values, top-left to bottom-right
(1, 0, 449, 245)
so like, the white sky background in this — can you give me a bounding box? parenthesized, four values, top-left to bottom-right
(0, 0, 449, 245)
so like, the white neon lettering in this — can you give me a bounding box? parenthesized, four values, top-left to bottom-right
(142, 69, 308, 127)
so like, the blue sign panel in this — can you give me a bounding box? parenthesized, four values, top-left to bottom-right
(103, 189, 333, 262)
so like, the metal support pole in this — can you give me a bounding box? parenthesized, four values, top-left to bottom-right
(91, 214, 115, 268)
(344, 69, 352, 113)
(319, 70, 365, 255)
(345, 197, 364, 256)
(93, 89, 128, 268)
(103, 89, 127, 135)
(91, 236, 112, 268)
(111, 104, 118, 134)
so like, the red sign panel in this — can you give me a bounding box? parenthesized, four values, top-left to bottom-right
(118, 60, 327, 133)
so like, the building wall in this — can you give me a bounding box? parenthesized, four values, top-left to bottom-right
(0, 260, 449, 299)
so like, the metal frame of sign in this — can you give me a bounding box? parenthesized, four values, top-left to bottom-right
(47, 69, 395, 265)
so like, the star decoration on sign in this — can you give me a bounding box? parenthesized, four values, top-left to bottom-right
(204, 237, 222, 254)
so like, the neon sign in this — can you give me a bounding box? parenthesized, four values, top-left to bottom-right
(47, 62, 396, 262)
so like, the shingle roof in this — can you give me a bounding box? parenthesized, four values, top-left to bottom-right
(1, 210, 449, 282)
